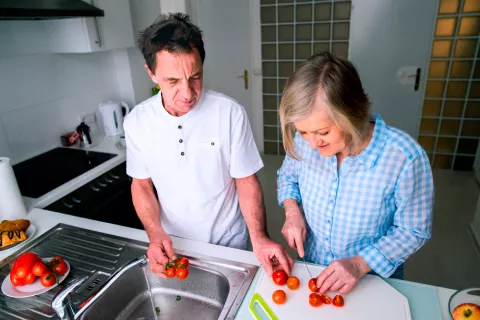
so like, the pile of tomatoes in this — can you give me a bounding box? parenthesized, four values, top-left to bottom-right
(164, 256, 189, 280)
(270, 269, 345, 309)
(10, 252, 68, 288)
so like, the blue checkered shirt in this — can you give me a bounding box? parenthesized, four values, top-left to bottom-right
(277, 114, 434, 277)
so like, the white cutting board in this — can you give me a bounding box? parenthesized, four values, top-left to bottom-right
(252, 262, 411, 320)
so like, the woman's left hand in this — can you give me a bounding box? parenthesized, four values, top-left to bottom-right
(315, 256, 372, 294)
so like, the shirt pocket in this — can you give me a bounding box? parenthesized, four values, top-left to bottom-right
(191, 139, 230, 195)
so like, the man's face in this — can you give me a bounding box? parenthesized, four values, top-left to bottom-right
(146, 48, 203, 116)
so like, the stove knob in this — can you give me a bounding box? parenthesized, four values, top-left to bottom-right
(91, 185, 101, 192)
(62, 200, 74, 208)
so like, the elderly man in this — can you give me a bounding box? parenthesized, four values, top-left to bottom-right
(124, 13, 292, 277)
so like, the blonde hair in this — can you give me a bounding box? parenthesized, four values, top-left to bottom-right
(279, 52, 371, 160)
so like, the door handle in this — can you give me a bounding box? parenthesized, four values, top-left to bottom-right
(237, 69, 248, 90)
(414, 68, 421, 91)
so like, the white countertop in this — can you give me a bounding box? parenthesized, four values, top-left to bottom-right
(6, 137, 456, 320)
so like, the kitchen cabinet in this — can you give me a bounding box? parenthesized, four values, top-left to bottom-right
(45, 0, 134, 53)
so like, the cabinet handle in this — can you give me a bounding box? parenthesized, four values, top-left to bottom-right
(414, 68, 421, 91)
(92, 0, 102, 47)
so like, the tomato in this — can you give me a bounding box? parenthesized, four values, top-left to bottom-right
(286, 276, 300, 290)
(50, 256, 64, 265)
(321, 294, 332, 304)
(40, 272, 56, 287)
(308, 278, 319, 292)
(309, 293, 323, 307)
(177, 257, 189, 268)
(32, 262, 48, 277)
(333, 294, 344, 307)
(24, 272, 36, 285)
(10, 274, 25, 286)
(272, 290, 287, 305)
(176, 268, 189, 280)
(272, 270, 288, 286)
(165, 267, 176, 278)
(15, 266, 30, 279)
(52, 261, 68, 276)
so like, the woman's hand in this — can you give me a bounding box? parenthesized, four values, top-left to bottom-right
(281, 209, 307, 258)
(315, 256, 372, 294)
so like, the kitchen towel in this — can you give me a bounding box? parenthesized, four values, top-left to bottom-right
(0, 157, 27, 220)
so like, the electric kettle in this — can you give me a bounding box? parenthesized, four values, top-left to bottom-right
(98, 101, 130, 136)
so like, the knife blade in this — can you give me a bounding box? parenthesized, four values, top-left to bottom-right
(300, 256, 313, 279)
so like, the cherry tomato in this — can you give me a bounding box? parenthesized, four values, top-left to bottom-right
(272, 290, 287, 305)
(308, 278, 319, 292)
(333, 294, 344, 307)
(309, 293, 323, 307)
(321, 294, 332, 304)
(272, 270, 288, 286)
(286, 276, 300, 290)
(177, 257, 189, 268)
(32, 262, 48, 277)
(16, 252, 41, 267)
(52, 261, 68, 276)
(165, 267, 176, 278)
(10, 273, 25, 286)
(24, 272, 36, 285)
(176, 268, 189, 280)
(50, 256, 64, 265)
(40, 272, 56, 287)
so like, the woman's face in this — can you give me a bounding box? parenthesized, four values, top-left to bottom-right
(293, 105, 347, 158)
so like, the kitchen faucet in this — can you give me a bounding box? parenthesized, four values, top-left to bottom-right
(52, 255, 148, 320)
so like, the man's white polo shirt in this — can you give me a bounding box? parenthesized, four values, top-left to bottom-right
(124, 89, 264, 249)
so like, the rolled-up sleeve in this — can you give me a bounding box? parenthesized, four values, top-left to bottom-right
(277, 139, 303, 207)
(359, 150, 434, 277)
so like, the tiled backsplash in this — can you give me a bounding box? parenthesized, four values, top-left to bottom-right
(260, 0, 351, 155)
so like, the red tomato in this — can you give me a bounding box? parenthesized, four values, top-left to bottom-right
(321, 294, 332, 304)
(32, 262, 48, 277)
(308, 278, 319, 292)
(333, 294, 344, 307)
(272, 290, 287, 305)
(15, 266, 30, 279)
(176, 268, 189, 280)
(177, 257, 189, 268)
(165, 267, 176, 278)
(52, 261, 68, 276)
(40, 272, 56, 287)
(10, 273, 25, 286)
(50, 256, 64, 265)
(272, 270, 288, 286)
(286, 276, 300, 290)
(309, 293, 323, 307)
(24, 272, 36, 285)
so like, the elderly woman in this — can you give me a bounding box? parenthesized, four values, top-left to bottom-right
(277, 52, 434, 295)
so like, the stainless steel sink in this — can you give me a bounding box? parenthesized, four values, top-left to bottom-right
(0, 224, 258, 320)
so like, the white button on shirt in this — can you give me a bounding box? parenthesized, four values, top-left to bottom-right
(124, 90, 264, 249)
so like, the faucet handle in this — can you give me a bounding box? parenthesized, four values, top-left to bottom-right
(52, 276, 88, 320)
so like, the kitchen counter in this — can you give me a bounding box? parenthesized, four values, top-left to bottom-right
(6, 137, 456, 319)
(1, 209, 456, 320)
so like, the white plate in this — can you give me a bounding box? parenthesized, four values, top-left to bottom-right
(1, 257, 70, 298)
(0, 224, 36, 252)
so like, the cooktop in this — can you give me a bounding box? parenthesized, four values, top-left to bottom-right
(13, 148, 117, 198)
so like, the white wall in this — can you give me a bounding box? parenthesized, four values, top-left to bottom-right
(0, 21, 121, 164)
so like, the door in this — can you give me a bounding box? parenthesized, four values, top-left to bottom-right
(188, 0, 263, 151)
(349, 0, 438, 139)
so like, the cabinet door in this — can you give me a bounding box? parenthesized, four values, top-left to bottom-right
(46, 0, 134, 53)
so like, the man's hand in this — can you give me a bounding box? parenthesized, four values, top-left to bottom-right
(281, 210, 307, 258)
(251, 234, 294, 277)
(147, 228, 176, 278)
(315, 256, 371, 294)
